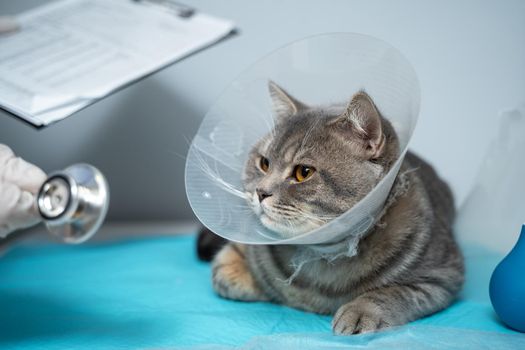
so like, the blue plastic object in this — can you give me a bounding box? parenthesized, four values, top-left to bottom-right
(490, 224, 525, 332)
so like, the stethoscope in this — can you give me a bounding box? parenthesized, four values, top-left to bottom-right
(37, 164, 109, 244)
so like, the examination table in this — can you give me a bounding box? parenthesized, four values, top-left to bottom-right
(1, 234, 524, 349)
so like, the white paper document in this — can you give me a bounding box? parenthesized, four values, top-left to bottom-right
(0, 0, 235, 126)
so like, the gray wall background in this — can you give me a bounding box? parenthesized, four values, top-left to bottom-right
(1, 0, 524, 223)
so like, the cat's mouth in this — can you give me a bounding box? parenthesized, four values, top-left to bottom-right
(248, 192, 322, 238)
(259, 213, 308, 238)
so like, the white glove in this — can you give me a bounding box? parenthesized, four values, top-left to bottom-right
(0, 16, 20, 34)
(0, 144, 46, 238)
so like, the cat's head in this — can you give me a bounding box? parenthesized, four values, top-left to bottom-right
(243, 81, 400, 237)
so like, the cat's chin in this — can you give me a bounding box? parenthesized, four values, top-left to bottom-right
(259, 214, 318, 239)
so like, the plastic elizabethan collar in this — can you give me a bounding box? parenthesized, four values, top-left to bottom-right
(185, 33, 420, 246)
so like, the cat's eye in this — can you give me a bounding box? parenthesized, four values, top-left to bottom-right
(294, 165, 315, 182)
(259, 156, 270, 172)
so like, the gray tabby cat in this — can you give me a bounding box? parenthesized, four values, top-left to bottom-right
(207, 81, 464, 335)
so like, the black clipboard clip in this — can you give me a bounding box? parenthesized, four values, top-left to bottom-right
(131, 0, 195, 18)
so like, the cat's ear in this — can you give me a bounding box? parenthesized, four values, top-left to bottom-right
(268, 81, 306, 121)
(334, 91, 385, 159)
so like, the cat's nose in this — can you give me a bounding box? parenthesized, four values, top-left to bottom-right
(256, 188, 272, 202)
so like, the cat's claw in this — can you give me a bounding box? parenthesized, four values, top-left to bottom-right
(332, 301, 391, 335)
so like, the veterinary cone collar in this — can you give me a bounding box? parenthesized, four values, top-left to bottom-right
(186, 33, 420, 245)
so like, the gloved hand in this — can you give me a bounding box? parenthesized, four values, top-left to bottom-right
(0, 16, 20, 34)
(0, 144, 46, 238)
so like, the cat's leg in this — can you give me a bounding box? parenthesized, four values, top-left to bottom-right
(332, 282, 457, 335)
(212, 243, 268, 302)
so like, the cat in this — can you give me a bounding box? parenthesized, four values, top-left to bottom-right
(197, 81, 464, 335)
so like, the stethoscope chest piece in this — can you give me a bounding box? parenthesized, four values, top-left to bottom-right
(37, 164, 109, 244)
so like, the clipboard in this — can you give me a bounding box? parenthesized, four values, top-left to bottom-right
(0, 0, 236, 127)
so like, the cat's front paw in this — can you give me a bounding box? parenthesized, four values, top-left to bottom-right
(332, 300, 392, 335)
(211, 244, 268, 302)
(212, 259, 252, 300)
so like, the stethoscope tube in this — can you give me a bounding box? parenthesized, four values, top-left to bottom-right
(37, 164, 109, 244)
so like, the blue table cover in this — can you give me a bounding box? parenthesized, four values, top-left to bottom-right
(1, 234, 524, 349)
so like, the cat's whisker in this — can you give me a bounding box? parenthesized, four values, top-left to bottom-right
(271, 205, 298, 214)
(294, 209, 336, 225)
(164, 148, 187, 161)
(238, 87, 276, 138)
(270, 203, 337, 226)
(182, 135, 194, 149)
(258, 112, 276, 139)
(231, 204, 256, 214)
(188, 148, 248, 200)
